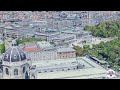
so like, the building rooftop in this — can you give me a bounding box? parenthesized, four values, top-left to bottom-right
(53, 34, 76, 40)
(36, 68, 107, 79)
(57, 47, 75, 52)
(32, 58, 79, 67)
(4, 25, 14, 29)
(0, 23, 6, 28)
(37, 41, 54, 49)
(31, 57, 100, 69)
(2, 18, 21, 22)
(3, 45, 26, 62)
(22, 43, 41, 52)
(90, 56, 108, 64)
(34, 57, 107, 79)
(18, 51, 116, 79)
(34, 32, 47, 36)
(61, 30, 83, 34)
(23, 47, 41, 52)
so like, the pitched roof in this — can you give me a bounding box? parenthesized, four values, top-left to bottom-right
(23, 47, 41, 52)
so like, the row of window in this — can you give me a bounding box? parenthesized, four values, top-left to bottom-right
(5, 53, 25, 60)
(59, 54, 75, 58)
(6, 67, 26, 75)
(59, 52, 75, 54)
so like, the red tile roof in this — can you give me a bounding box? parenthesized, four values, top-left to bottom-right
(22, 47, 41, 52)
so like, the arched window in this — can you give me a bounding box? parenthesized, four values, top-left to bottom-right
(14, 69, 18, 75)
(23, 67, 25, 73)
(6, 68, 9, 75)
(25, 72, 29, 79)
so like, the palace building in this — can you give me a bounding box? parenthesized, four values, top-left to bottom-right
(0, 40, 108, 79)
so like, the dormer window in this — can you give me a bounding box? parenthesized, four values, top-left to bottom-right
(5, 54, 9, 59)
(14, 54, 17, 59)
(21, 53, 24, 58)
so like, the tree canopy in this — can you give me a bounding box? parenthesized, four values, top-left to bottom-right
(73, 38, 120, 69)
(84, 21, 120, 38)
(16, 37, 46, 45)
(0, 43, 5, 54)
(74, 20, 120, 70)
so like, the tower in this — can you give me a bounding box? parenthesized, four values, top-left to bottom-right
(2, 40, 31, 79)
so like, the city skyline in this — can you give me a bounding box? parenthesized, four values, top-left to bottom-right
(0, 11, 119, 79)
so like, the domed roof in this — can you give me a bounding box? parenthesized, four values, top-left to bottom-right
(2, 40, 26, 62)
(3, 46, 26, 62)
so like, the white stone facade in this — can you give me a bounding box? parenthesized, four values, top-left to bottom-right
(26, 49, 57, 61)
(2, 57, 31, 79)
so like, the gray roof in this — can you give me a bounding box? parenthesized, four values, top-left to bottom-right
(37, 41, 53, 48)
(24, 42, 39, 48)
(35, 63, 78, 71)
(61, 30, 82, 34)
(2, 19, 21, 22)
(3, 46, 26, 62)
(34, 32, 47, 36)
(57, 47, 75, 52)
(53, 34, 76, 40)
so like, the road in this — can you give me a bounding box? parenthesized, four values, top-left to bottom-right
(69, 37, 117, 48)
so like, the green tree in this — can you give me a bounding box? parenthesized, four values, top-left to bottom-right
(16, 37, 45, 45)
(73, 46, 84, 56)
(0, 43, 5, 54)
(84, 20, 120, 38)
(83, 45, 90, 55)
